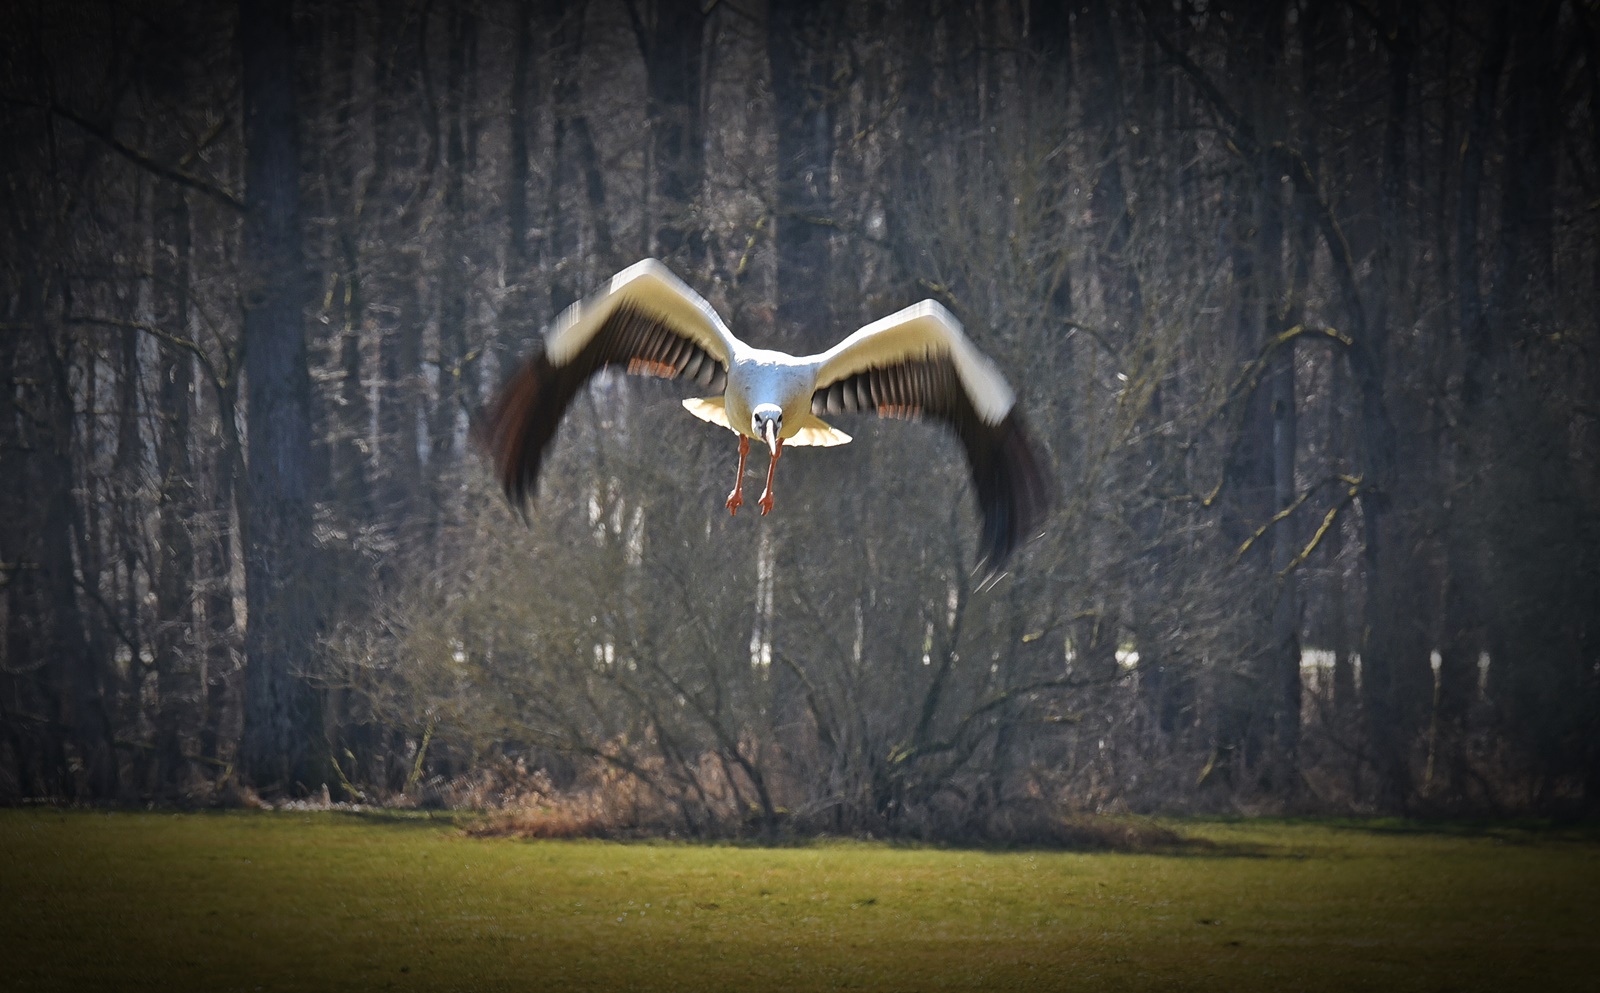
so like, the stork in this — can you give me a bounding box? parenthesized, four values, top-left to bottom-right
(476, 260, 1051, 583)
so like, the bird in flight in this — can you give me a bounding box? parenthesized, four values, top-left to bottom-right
(477, 260, 1050, 583)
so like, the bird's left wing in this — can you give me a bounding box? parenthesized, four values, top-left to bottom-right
(477, 260, 734, 508)
(809, 301, 1052, 582)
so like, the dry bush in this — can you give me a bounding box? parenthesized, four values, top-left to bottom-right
(466, 751, 765, 839)
(214, 780, 267, 809)
(412, 760, 558, 811)
(467, 790, 616, 839)
(463, 748, 1206, 852)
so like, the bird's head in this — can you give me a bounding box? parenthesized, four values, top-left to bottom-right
(752, 404, 783, 454)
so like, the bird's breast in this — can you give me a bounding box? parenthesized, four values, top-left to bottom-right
(727, 355, 819, 439)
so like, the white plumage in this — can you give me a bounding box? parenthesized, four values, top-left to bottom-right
(478, 259, 1050, 581)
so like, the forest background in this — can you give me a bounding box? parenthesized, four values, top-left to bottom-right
(2, 0, 1597, 836)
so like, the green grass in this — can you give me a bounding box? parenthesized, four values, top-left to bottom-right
(2, 811, 1596, 992)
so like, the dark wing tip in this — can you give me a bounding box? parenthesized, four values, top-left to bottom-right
(813, 357, 1052, 584)
(968, 408, 1053, 586)
(473, 351, 560, 512)
(475, 302, 731, 516)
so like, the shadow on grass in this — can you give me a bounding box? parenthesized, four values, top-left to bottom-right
(1297, 816, 1600, 845)
(327, 808, 472, 830)
(463, 804, 1282, 858)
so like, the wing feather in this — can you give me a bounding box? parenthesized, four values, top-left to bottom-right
(476, 261, 734, 508)
(807, 302, 1051, 582)
(812, 301, 1014, 423)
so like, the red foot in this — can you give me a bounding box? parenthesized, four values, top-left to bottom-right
(757, 436, 781, 516)
(726, 435, 750, 516)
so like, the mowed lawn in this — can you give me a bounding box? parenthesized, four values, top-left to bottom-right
(1, 810, 1596, 992)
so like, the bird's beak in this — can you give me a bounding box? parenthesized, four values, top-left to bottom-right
(762, 420, 779, 456)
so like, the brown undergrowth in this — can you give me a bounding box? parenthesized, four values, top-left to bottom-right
(463, 763, 1206, 852)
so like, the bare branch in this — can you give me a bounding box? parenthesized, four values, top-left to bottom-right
(1233, 473, 1363, 564)
(25, 101, 244, 211)
(65, 315, 229, 391)
(1277, 481, 1362, 580)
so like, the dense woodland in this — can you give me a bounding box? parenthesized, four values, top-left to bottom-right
(2, 0, 1597, 832)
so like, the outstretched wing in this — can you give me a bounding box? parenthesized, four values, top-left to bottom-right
(477, 260, 734, 508)
(809, 301, 1051, 583)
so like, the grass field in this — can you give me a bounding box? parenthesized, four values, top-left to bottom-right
(1, 810, 1596, 992)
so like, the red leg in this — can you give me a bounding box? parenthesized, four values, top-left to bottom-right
(757, 437, 783, 516)
(725, 435, 749, 515)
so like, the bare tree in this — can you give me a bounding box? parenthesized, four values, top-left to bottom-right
(238, 0, 321, 792)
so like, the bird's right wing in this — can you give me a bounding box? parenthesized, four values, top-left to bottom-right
(476, 260, 734, 508)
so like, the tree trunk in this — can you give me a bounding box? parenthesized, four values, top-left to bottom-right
(1435, 0, 1510, 784)
(42, 321, 119, 798)
(1268, 264, 1301, 781)
(199, 386, 241, 772)
(2, 285, 106, 796)
(431, 4, 475, 476)
(329, 0, 372, 520)
(1083, 3, 1143, 330)
(1359, 1, 1419, 811)
(768, 0, 836, 352)
(152, 183, 198, 792)
(547, 0, 614, 312)
(1477, 0, 1591, 802)
(634, 0, 706, 263)
(367, 1, 425, 538)
(1028, 0, 1074, 324)
(500, 0, 541, 372)
(239, 0, 322, 793)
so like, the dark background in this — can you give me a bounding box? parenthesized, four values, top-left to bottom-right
(1, 0, 1596, 833)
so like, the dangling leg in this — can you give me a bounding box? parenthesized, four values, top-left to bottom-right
(757, 437, 783, 516)
(725, 435, 750, 515)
